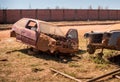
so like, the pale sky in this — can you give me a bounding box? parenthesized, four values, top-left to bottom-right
(0, 0, 120, 9)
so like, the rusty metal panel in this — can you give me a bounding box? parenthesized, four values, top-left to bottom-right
(51, 9, 64, 21)
(37, 10, 50, 21)
(99, 10, 109, 20)
(108, 32, 120, 46)
(76, 10, 88, 20)
(64, 10, 75, 21)
(0, 10, 3, 23)
(88, 10, 98, 20)
(22, 10, 36, 19)
(11, 18, 79, 54)
(6, 10, 21, 23)
(109, 10, 117, 20)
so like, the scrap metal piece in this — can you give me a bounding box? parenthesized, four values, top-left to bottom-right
(10, 18, 79, 54)
(84, 28, 120, 54)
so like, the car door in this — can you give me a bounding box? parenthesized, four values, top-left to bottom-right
(21, 20, 39, 47)
(66, 29, 79, 45)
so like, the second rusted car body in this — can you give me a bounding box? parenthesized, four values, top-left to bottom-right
(11, 18, 79, 54)
(84, 30, 120, 54)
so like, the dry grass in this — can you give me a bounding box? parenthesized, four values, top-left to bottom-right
(0, 24, 12, 30)
(0, 22, 120, 82)
(0, 38, 119, 82)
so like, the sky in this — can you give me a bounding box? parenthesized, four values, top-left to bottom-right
(0, 0, 120, 9)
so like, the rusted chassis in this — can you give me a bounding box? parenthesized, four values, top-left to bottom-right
(87, 43, 116, 54)
(35, 32, 79, 54)
(84, 32, 120, 54)
(11, 31, 78, 54)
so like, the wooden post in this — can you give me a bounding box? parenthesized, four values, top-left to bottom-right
(50, 68, 82, 82)
(87, 68, 120, 82)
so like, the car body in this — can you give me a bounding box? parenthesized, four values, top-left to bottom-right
(10, 18, 79, 54)
(84, 30, 120, 54)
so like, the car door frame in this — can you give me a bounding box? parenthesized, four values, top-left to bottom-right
(21, 19, 40, 47)
(66, 29, 79, 44)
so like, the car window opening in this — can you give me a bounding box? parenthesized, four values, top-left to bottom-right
(26, 21, 37, 31)
(67, 30, 77, 39)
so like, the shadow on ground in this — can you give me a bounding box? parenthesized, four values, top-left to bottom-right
(6, 48, 86, 63)
(108, 54, 120, 66)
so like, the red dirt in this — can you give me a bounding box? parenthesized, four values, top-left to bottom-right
(0, 30, 10, 39)
(0, 23, 120, 40)
(59, 23, 120, 37)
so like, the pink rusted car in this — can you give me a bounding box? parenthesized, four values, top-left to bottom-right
(10, 18, 79, 54)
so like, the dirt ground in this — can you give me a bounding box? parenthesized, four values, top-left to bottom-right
(0, 22, 120, 82)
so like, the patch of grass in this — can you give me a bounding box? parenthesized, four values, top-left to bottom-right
(0, 76, 9, 82)
(24, 77, 41, 82)
(4, 70, 13, 76)
(90, 56, 109, 64)
(30, 64, 39, 67)
(104, 50, 117, 58)
(76, 68, 88, 73)
(3, 63, 10, 67)
(64, 71, 76, 77)
(79, 37, 87, 50)
(0, 69, 13, 77)
(0, 47, 9, 53)
(68, 62, 81, 68)
(0, 24, 12, 29)
(95, 64, 109, 70)
(3, 63, 11, 67)
(10, 80, 16, 82)
(16, 52, 27, 58)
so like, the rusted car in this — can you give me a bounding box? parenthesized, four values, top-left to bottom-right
(10, 18, 79, 54)
(84, 30, 120, 54)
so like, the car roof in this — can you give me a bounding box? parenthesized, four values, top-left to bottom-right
(16, 18, 66, 37)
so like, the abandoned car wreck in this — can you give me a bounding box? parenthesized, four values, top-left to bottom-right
(10, 18, 79, 54)
(84, 30, 120, 54)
